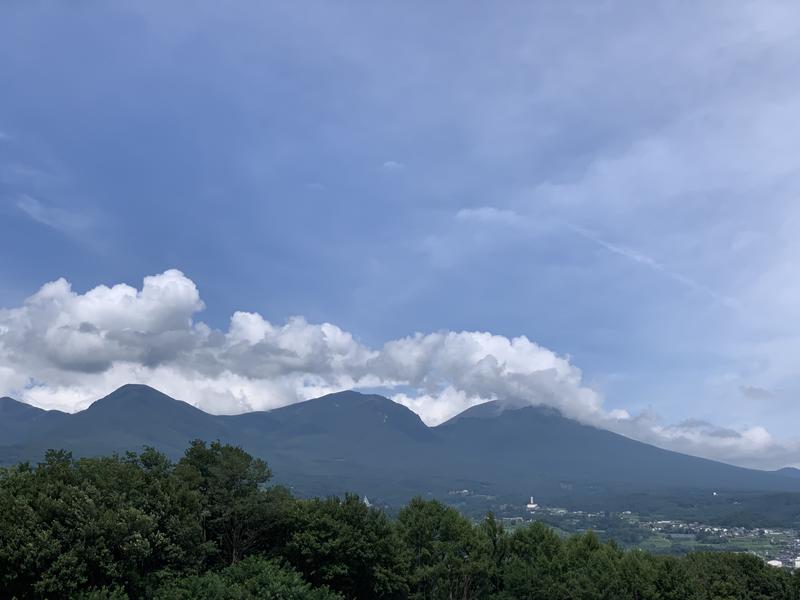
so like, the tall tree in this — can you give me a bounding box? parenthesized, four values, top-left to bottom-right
(396, 497, 491, 600)
(175, 440, 272, 565)
(284, 494, 409, 600)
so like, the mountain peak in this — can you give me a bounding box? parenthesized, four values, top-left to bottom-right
(115, 383, 163, 395)
(277, 389, 411, 413)
(87, 384, 201, 414)
(311, 389, 394, 403)
(439, 400, 562, 426)
(269, 389, 433, 440)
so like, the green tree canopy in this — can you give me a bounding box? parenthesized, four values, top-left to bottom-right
(2, 442, 798, 600)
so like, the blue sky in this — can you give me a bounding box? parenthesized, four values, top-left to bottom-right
(2, 2, 800, 467)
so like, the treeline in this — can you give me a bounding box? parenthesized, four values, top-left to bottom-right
(1, 442, 799, 599)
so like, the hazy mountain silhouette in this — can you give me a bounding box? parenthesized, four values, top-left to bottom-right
(776, 466, 800, 480)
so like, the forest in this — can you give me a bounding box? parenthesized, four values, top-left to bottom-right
(1, 441, 799, 599)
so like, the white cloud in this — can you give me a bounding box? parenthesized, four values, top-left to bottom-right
(381, 160, 405, 171)
(455, 207, 523, 226)
(16, 195, 92, 237)
(1, 270, 798, 468)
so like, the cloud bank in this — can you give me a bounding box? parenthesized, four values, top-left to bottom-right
(0, 270, 797, 469)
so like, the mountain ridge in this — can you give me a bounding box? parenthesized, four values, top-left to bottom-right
(2, 385, 799, 510)
(0, 396, 67, 447)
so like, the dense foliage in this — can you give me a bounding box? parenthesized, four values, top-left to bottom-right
(1, 441, 798, 599)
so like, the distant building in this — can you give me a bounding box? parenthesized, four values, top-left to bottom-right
(795, 557, 800, 570)
(362, 496, 371, 507)
(766, 560, 782, 568)
(526, 496, 539, 511)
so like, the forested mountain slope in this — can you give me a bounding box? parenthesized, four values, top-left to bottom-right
(2, 384, 799, 507)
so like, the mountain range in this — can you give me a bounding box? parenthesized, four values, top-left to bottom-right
(1, 385, 799, 519)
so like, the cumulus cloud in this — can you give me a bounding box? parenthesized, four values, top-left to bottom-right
(1, 270, 797, 468)
(0, 270, 594, 420)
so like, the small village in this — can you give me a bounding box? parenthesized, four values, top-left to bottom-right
(494, 497, 800, 570)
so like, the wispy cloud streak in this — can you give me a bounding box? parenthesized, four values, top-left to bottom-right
(16, 195, 92, 239)
(566, 223, 739, 309)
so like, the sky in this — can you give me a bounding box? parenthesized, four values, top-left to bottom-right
(1, 2, 800, 469)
